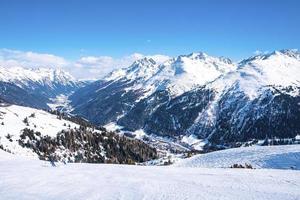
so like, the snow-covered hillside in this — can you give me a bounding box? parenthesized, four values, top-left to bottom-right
(0, 104, 80, 157)
(0, 104, 158, 163)
(175, 145, 300, 170)
(0, 149, 300, 200)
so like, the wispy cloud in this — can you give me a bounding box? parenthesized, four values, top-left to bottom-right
(0, 49, 69, 68)
(73, 53, 143, 79)
(0, 49, 170, 80)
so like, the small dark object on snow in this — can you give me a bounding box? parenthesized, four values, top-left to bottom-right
(230, 163, 253, 169)
(49, 156, 56, 167)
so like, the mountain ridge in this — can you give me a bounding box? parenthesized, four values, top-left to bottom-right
(0, 66, 84, 109)
(70, 49, 300, 149)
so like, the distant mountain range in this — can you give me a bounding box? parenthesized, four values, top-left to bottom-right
(1, 49, 300, 149)
(0, 67, 84, 109)
(70, 49, 300, 148)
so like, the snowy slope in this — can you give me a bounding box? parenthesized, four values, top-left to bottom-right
(175, 145, 300, 170)
(0, 104, 79, 157)
(0, 149, 300, 200)
(0, 104, 158, 164)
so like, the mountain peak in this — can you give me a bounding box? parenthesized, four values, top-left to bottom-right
(240, 49, 300, 65)
(277, 49, 300, 58)
(176, 52, 208, 61)
(132, 57, 156, 66)
(0, 66, 77, 87)
(187, 52, 208, 59)
(105, 51, 237, 97)
(105, 57, 160, 82)
(175, 52, 233, 66)
(218, 57, 233, 64)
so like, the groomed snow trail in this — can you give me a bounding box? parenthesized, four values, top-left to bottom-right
(0, 150, 299, 200)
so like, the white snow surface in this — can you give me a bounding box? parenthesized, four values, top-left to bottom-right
(181, 134, 207, 150)
(0, 149, 300, 200)
(0, 105, 79, 157)
(47, 94, 74, 112)
(175, 145, 300, 170)
(104, 122, 124, 132)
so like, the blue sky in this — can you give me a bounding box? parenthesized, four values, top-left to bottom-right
(0, 0, 299, 78)
(1, 0, 300, 59)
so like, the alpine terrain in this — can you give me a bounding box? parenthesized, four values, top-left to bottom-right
(0, 104, 157, 164)
(70, 50, 300, 150)
(0, 67, 84, 110)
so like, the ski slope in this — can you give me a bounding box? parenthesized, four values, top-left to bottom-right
(175, 145, 300, 169)
(0, 149, 300, 200)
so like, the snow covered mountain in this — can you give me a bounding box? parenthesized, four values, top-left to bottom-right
(70, 49, 300, 149)
(0, 66, 84, 109)
(0, 104, 157, 163)
(0, 67, 77, 87)
(209, 49, 300, 98)
(70, 52, 235, 126)
(105, 52, 235, 97)
(189, 49, 300, 144)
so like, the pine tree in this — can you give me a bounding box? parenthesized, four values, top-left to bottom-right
(23, 117, 29, 126)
